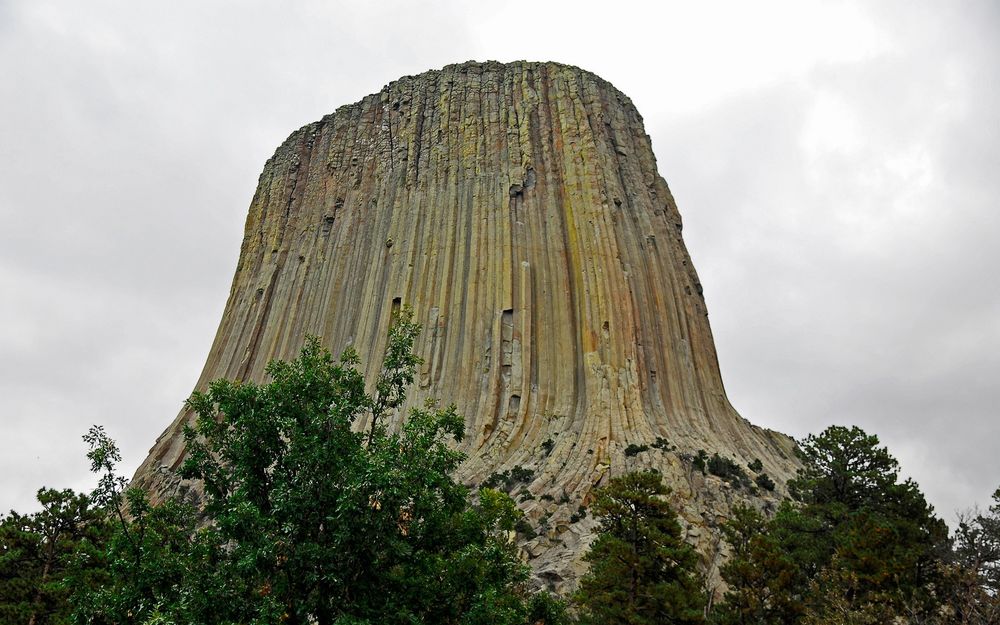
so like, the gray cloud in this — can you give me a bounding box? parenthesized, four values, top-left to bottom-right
(1, 1, 996, 525)
(653, 1, 1000, 521)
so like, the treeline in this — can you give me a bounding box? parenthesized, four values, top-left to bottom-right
(2, 315, 997, 624)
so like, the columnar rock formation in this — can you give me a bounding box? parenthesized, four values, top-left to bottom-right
(134, 60, 798, 589)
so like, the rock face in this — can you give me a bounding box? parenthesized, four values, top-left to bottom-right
(134, 60, 798, 592)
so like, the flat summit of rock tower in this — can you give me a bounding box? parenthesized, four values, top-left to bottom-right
(135, 60, 798, 589)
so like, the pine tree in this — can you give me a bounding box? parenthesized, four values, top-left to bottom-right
(947, 486, 1000, 624)
(0, 488, 108, 625)
(789, 426, 948, 618)
(711, 425, 951, 624)
(712, 504, 803, 625)
(575, 471, 704, 625)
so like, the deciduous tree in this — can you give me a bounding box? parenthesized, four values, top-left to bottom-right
(69, 311, 565, 624)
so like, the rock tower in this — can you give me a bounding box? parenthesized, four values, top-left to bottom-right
(134, 60, 798, 590)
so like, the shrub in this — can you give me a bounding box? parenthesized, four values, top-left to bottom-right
(652, 437, 674, 451)
(483, 465, 535, 491)
(624, 443, 650, 457)
(707, 453, 751, 488)
(755, 473, 776, 492)
(515, 517, 537, 539)
(692, 449, 709, 474)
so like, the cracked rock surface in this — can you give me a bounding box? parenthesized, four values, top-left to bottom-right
(133, 60, 799, 593)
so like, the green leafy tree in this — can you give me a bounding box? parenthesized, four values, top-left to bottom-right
(575, 471, 704, 625)
(71, 312, 562, 624)
(72, 426, 242, 625)
(175, 309, 543, 625)
(0, 488, 108, 625)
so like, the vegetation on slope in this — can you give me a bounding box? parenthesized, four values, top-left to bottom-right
(1, 318, 998, 624)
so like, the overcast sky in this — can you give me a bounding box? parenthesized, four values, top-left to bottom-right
(1, 0, 997, 524)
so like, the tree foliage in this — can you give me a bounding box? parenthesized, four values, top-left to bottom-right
(793, 426, 947, 616)
(0, 488, 108, 625)
(575, 471, 705, 625)
(72, 426, 239, 624)
(788, 425, 901, 510)
(712, 504, 802, 625)
(946, 487, 1000, 624)
(713, 425, 951, 624)
(7, 328, 998, 625)
(69, 309, 560, 625)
